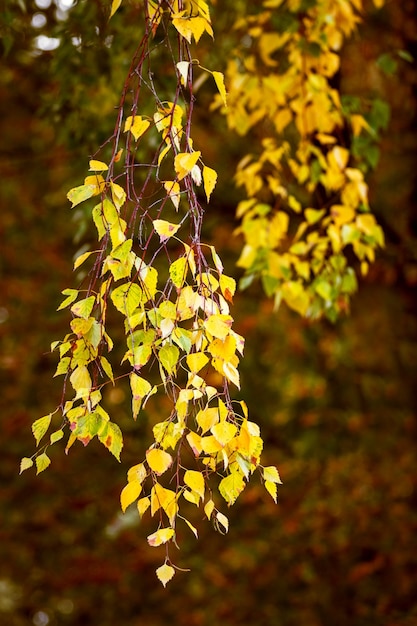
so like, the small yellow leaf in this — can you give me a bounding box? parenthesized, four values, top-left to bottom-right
(202, 165, 218, 202)
(19, 457, 34, 474)
(174, 151, 201, 180)
(204, 499, 215, 519)
(147, 527, 175, 547)
(265, 480, 278, 503)
(124, 115, 150, 141)
(153, 219, 180, 242)
(120, 481, 142, 512)
(156, 563, 175, 587)
(32, 414, 52, 446)
(89, 160, 108, 171)
(137, 496, 150, 517)
(211, 421, 237, 447)
(110, 0, 122, 17)
(263, 465, 283, 484)
(164, 180, 181, 211)
(212, 71, 227, 107)
(73, 250, 95, 270)
(35, 452, 51, 475)
(186, 352, 209, 373)
(184, 469, 205, 500)
(146, 448, 173, 475)
(204, 314, 233, 340)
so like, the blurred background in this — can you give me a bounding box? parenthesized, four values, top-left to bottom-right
(1, 1, 416, 624)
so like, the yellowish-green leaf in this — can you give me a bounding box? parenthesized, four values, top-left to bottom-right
(35, 452, 51, 475)
(159, 344, 180, 375)
(50, 429, 64, 445)
(203, 165, 217, 202)
(219, 471, 245, 506)
(32, 414, 52, 446)
(57, 288, 79, 311)
(98, 421, 123, 461)
(169, 257, 187, 288)
(263, 465, 283, 484)
(146, 448, 173, 475)
(19, 457, 34, 474)
(73, 250, 96, 270)
(120, 480, 142, 512)
(156, 563, 175, 587)
(70, 296, 95, 319)
(67, 184, 97, 208)
(147, 527, 175, 547)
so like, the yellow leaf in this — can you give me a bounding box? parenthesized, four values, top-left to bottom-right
(186, 430, 203, 456)
(265, 480, 278, 503)
(150, 483, 178, 522)
(212, 71, 227, 107)
(202, 165, 217, 202)
(89, 160, 108, 171)
(146, 448, 173, 475)
(174, 151, 201, 180)
(164, 180, 181, 210)
(211, 421, 237, 447)
(219, 471, 245, 505)
(35, 452, 51, 475)
(204, 499, 215, 519)
(196, 407, 219, 434)
(223, 361, 240, 389)
(124, 115, 150, 141)
(137, 496, 150, 517)
(127, 463, 147, 483)
(186, 352, 209, 373)
(153, 219, 180, 242)
(70, 366, 92, 398)
(147, 527, 175, 547)
(19, 457, 34, 474)
(120, 481, 142, 513)
(219, 275, 236, 302)
(204, 314, 233, 340)
(110, 0, 122, 18)
(156, 563, 175, 587)
(73, 250, 96, 270)
(214, 511, 229, 534)
(184, 469, 205, 500)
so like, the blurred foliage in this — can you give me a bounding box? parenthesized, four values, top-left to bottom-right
(1, 0, 417, 624)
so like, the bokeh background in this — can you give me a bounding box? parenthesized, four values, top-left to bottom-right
(1, 1, 416, 624)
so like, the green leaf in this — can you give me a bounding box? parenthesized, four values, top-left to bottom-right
(32, 414, 52, 446)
